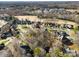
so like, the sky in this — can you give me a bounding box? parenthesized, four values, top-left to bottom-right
(0, 0, 79, 1)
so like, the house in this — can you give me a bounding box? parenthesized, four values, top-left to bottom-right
(63, 24, 74, 29)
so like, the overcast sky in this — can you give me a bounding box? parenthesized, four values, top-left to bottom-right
(0, 0, 79, 1)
